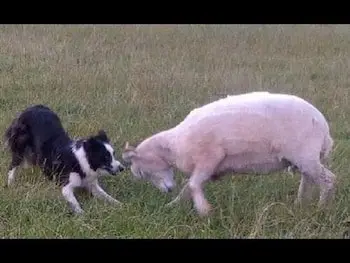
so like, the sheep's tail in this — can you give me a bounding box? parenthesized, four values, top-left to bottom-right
(320, 133, 333, 165)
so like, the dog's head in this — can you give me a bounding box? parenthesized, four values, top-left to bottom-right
(122, 141, 175, 193)
(83, 130, 125, 176)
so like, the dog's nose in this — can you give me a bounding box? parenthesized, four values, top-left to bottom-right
(118, 166, 125, 172)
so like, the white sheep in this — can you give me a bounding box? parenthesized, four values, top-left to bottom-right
(122, 91, 335, 216)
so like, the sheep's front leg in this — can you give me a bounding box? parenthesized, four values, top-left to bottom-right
(188, 171, 213, 216)
(186, 150, 224, 216)
(166, 180, 190, 207)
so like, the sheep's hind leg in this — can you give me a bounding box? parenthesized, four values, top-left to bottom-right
(294, 158, 336, 208)
(318, 166, 336, 208)
(294, 173, 314, 207)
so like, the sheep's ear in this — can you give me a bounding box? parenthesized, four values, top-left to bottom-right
(122, 141, 137, 163)
(124, 141, 136, 151)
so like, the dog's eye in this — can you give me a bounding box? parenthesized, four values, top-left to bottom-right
(103, 153, 111, 161)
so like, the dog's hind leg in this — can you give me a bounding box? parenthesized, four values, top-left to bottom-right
(22, 156, 32, 169)
(61, 172, 84, 214)
(6, 152, 24, 187)
(22, 147, 36, 169)
(86, 179, 122, 205)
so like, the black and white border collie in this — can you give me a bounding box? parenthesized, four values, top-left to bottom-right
(4, 104, 125, 214)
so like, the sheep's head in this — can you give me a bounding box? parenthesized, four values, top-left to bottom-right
(122, 141, 175, 193)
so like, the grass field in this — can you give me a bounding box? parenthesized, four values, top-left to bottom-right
(0, 24, 350, 238)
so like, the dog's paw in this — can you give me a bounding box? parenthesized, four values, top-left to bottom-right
(110, 199, 123, 206)
(75, 209, 85, 215)
(68, 211, 85, 217)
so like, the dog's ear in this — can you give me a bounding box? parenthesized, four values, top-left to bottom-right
(96, 129, 109, 142)
(84, 136, 100, 151)
(122, 141, 137, 163)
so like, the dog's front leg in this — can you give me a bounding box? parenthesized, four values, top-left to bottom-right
(87, 180, 122, 205)
(61, 173, 84, 214)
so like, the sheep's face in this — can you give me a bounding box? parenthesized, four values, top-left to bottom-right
(122, 142, 176, 193)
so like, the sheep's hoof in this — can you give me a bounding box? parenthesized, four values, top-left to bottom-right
(342, 217, 350, 227)
(165, 202, 174, 207)
(293, 198, 301, 207)
(196, 203, 213, 217)
(112, 200, 123, 207)
(165, 199, 179, 207)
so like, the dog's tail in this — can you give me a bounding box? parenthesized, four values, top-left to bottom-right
(4, 116, 30, 152)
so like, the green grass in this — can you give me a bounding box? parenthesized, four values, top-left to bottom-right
(0, 24, 350, 238)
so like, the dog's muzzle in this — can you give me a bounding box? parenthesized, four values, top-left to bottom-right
(104, 165, 125, 175)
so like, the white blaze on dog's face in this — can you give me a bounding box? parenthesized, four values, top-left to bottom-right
(82, 130, 125, 176)
(105, 143, 121, 171)
(98, 142, 125, 176)
(122, 142, 175, 192)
